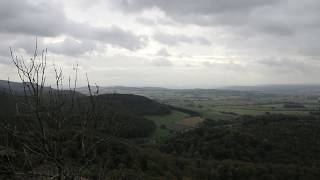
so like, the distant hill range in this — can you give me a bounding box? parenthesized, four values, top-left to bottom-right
(0, 80, 55, 94)
(78, 84, 320, 95)
(3, 80, 320, 95)
(222, 84, 320, 94)
(0, 80, 28, 94)
(76, 86, 169, 95)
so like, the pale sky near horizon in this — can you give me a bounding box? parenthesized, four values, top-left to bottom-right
(1, 0, 320, 88)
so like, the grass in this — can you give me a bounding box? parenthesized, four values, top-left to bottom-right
(177, 117, 204, 127)
(170, 100, 316, 120)
(145, 91, 319, 139)
(146, 110, 189, 140)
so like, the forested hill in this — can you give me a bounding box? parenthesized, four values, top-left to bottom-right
(0, 90, 173, 138)
(95, 94, 170, 116)
(161, 114, 320, 165)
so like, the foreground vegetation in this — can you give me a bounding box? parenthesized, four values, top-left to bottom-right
(2, 88, 320, 179)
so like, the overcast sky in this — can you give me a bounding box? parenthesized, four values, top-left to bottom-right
(1, 0, 320, 88)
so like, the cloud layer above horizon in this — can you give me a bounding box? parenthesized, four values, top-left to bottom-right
(1, 0, 320, 88)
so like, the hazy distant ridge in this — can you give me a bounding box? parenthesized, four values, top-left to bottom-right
(3, 80, 320, 95)
(223, 84, 320, 94)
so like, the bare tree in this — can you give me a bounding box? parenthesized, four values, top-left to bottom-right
(1, 40, 116, 179)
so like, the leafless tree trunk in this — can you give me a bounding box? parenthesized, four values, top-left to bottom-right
(1, 39, 115, 179)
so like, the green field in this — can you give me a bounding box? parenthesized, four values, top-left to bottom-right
(174, 102, 315, 120)
(146, 110, 189, 140)
(152, 93, 318, 121)
(140, 89, 320, 141)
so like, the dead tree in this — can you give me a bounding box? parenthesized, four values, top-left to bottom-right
(1, 40, 115, 179)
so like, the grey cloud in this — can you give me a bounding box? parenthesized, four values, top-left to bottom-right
(0, 35, 36, 63)
(0, 42, 11, 57)
(62, 0, 320, 58)
(70, 25, 148, 50)
(153, 33, 211, 46)
(114, 0, 320, 39)
(0, 0, 147, 51)
(47, 38, 96, 56)
(301, 47, 320, 57)
(116, 0, 278, 15)
(202, 61, 246, 72)
(297, 34, 320, 57)
(255, 57, 320, 73)
(12, 36, 44, 55)
(256, 23, 295, 36)
(136, 17, 157, 25)
(10, 36, 94, 57)
(0, 0, 68, 37)
(151, 58, 173, 67)
(114, 0, 280, 27)
(156, 48, 170, 57)
(116, 0, 320, 55)
(257, 57, 290, 68)
(0, 54, 11, 65)
(136, 17, 175, 26)
(202, 61, 215, 68)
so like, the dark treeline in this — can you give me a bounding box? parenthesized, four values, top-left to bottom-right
(160, 114, 320, 179)
(170, 106, 201, 117)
